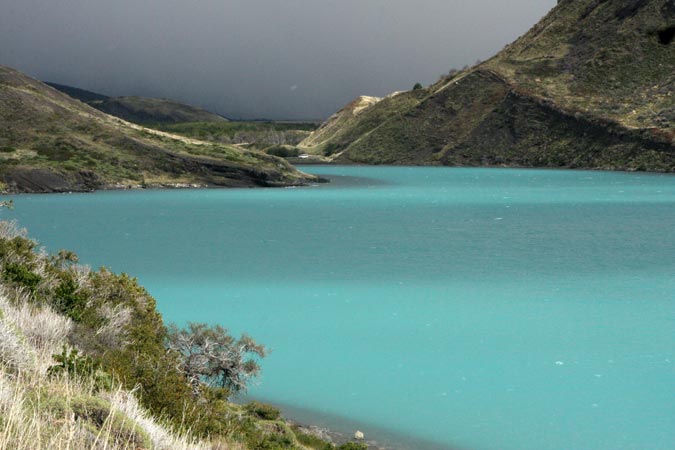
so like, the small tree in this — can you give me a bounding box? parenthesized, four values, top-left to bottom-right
(412, 82, 423, 90)
(166, 322, 266, 396)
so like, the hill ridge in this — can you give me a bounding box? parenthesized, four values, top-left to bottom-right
(0, 65, 317, 193)
(46, 82, 228, 125)
(300, 0, 675, 171)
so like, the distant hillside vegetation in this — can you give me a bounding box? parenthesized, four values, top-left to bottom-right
(301, 0, 675, 171)
(154, 121, 318, 153)
(46, 82, 320, 151)
(46, 82, 228, 125)
(92, 96, 228, 125)
(0, 66, 318, 193)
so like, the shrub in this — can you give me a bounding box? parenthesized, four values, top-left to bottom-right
(246, 401, 281, 420)
(0, 235, 33, 256)
(2, 263, 41, 292)
(291, 426, 334, 450)
(48, 346, 96, 377)
(254, 433, 295, 449)
(337, 443, 368, 450)
(47, 346, 113, 391)
(69, 396, 153, 449)
(166, 322, 267, 395)
(265, 145, 300, 158)
(53, 276, 87, 321)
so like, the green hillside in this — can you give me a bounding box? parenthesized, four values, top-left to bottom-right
(154, 121, 318, 151)
(45, 82, 110, 103)
(300, 0, 675, 171)
(91, 96, 228, 125)
(0, 66, 318, 193)
(47, 82, 228, 125)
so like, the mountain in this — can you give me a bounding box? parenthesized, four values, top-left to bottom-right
(0, 66, 317, 193)
(300, 0, 675, 171)
(45, 81, 110, 103)
(46, 82, 228, 124)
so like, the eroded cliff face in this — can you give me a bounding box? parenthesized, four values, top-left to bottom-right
(301, 0, 675, 171)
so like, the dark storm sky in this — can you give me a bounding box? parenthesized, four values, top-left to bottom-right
(0, 0, 556, 120)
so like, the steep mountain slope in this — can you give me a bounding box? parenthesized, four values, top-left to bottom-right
(46, 82, 228, 124)
(0, 66, 317, 192)
(45, 82, 109, 103)
(301, 0, 675, 171)
(91, 96, 228, 125)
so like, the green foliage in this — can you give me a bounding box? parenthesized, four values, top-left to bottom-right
(34, 139, 76, 161)
(246, 401, 281, 420)
(336, 443, 368, 450)
(265, 145, 301, 158)
(254, 433, 295, 449)
(291, 426, 335, 450)
(302, 0, 675, 171)
(2, 262, 41, 292)
(0, 66, 315, 193)
(51, 249, 79, 267)
(47, 346, 113, 391)
(71, 396, 153, 449)
(413, 82, 423, 90)
(48, 346, 96, 377)
(0, 236, 35, 260)
(154, 121, 318, 149)
(53, 276, 87, 320)
(38, 391, 151, 448)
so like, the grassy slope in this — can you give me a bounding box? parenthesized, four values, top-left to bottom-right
(154, 121, 318, 150)
(46, 82, 228, 125)
(45, 82, 110, 103)
(90, 97, 228, 125)
(0, 220, 363, 450)
(0, 66, 318, 192)
(301, 0, 675, 171)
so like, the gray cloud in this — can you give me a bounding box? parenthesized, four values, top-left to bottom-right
(0, 0, 555, 119)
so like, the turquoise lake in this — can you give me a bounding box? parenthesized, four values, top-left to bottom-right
(4, 166, 675, 450)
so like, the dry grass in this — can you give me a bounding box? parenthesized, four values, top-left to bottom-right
(0, 285, 221, 450)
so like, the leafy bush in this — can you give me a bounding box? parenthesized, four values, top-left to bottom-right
(291, 426, 334, 450)
(48, 346, 96, 377)
(2, 263, 41, 292)
(254, 433, 295, 449)
(68, 396, 153, 449)
(53, 276, 87, 320)
(246, 401, 281, 420)
(47, 346, 112, 391)
(337, 443, 368, 450)
(265, 145, 301, 157)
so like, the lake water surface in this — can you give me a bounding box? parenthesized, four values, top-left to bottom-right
(5, 166, 675, 450)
